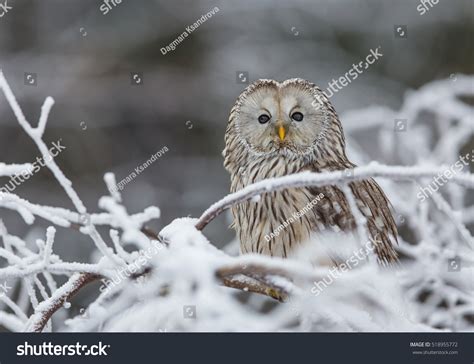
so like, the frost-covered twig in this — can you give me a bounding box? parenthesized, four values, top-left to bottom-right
(0, 163, 33, 177)
(431, 192, 474, 246)
(341, 183, 369, 244)
(195, 163, 474, 230)
(0, 260, 112, 280)
(0, 71, 86, 214)
(0, 72, 160, 331)
(25, 273, 100, 332)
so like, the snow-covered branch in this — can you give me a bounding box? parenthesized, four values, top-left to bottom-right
(0, 163, 33, 178)
(196, 163, 474, 230)
(0, 71, 85, 214)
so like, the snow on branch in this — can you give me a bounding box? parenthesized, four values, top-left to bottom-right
(196, 163, 474, 230)
(0, 163, 33, 177)
(0, 71, 85, 214)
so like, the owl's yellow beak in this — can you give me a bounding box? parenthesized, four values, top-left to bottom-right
(278, 125, 286, 141)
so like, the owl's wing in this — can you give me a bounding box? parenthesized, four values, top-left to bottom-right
(306, 164, 399, 265)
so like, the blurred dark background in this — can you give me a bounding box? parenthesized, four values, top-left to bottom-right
(0, 0, 472, 261)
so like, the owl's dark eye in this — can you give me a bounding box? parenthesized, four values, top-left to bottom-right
(291, 112, 304, 122)
(258, 114, 270, 124)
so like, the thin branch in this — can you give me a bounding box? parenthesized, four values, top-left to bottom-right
(42, 227, 55, 266)
(195, 164, 474, 230)
(0, 71, 86, 213)
(25, 272, 100, 332)
(341, 183, 369, 243)
(431, 192, 474, 247)
(0, 163, 33, 177)
(0, 260, 112, 280)
(219, 276, 288, 302)
(36, 97, 54, 137)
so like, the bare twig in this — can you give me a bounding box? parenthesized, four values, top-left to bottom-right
(219, 276, 288, 302)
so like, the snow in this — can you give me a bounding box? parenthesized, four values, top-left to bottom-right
(0, 163, 34, 177)
(0, 71, 473, 332)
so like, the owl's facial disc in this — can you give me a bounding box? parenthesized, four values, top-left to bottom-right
(235, 80, 328, 156)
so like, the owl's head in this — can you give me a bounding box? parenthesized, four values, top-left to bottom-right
(226, 78, 346, 161)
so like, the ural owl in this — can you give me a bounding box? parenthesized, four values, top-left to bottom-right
(223, 78, 398, 264)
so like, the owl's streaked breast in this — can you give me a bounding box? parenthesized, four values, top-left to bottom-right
(230, 154, 319, 257)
